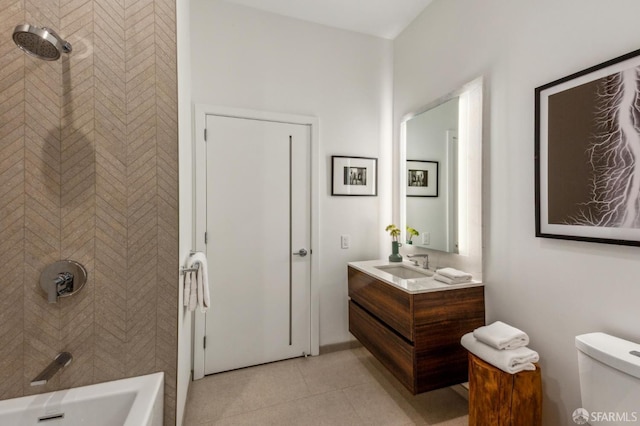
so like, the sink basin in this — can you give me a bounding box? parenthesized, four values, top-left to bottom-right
(375, 265, 432, 279)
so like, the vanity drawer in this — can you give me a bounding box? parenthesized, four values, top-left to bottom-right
(411, 317, 480, 392)
(348, 266, 413, 341)
(349, 300, 415, 393)
(414, 286, 485, 326)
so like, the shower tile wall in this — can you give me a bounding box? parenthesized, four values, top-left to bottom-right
(0, 0, 178, 424)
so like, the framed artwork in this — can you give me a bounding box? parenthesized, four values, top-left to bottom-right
(407, 160, 438, 197)
(535, 47, 640, 246)
(331, 156, 377, 196)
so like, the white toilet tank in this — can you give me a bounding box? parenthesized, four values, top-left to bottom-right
(575, 332, 640, 425)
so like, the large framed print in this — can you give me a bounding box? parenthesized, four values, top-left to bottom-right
(406, 160, 439, 197)
(535, 48, 640, 246)
(331, 156, 377, 196)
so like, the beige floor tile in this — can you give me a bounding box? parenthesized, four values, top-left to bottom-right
(238, 357, 312, 410)
(185, 357, 312, 425)
(296, 347, 377, 394)
(298, 390, 366, 425)
(391, 387, 469, 425)
(184, 348, 470, 426)
(207, 401, 309, 426)
(342, 382, 415, 426)
(203, 390, 366, 426)
(183, 373, 255, 425)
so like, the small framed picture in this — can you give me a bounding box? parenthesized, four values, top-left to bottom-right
(407, 160, 438, 197)
(331, 156, 377, 196)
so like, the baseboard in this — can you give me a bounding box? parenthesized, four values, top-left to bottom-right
(319, 340, 363, 354)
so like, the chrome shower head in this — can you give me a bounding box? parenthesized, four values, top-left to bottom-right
(12, 24, 72, 61)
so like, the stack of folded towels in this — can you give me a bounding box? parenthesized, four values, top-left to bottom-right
(434, 267, 473, 284)
(461, 321, 539, 374)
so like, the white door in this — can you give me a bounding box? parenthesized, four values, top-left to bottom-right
(203, 114, 311, 375)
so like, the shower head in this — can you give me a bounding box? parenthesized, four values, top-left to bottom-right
(12, 24, 72, 61)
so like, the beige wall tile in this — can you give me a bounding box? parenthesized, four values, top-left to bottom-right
(0, 0, 178, 423)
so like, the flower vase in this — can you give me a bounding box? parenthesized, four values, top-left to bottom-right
(389, 241, 403, 262)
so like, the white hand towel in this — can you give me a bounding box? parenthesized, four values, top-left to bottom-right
(183, 270, 191, 307)
(433, 273, 471, 285)
(460, 333, 539, 374)
(473, 321, 530, 350)
(436, 267, 473, 281)
(190, 252, 210, 313)
(188, 271, 197, 312)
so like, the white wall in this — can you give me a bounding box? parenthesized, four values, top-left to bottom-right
(394, 1, 640, 424)
(176, 0, 193, 423)
(190, 0, 393, 346)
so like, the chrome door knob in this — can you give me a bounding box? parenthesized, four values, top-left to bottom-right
(293, 248, 308, 257)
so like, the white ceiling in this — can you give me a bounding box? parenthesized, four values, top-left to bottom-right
(222, 0, 434, 40)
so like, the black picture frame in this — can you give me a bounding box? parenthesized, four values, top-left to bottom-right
(535, 47, 640, 246)
(331, 155, 378, 196)
(407, 160, 438, 197)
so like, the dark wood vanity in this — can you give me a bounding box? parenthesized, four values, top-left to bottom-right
(348, 265, 485, 394)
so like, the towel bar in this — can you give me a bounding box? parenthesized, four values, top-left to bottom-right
(180, 265, 199, 275)
(180, 251, 201, 275)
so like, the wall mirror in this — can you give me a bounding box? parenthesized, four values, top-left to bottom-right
(400, 78, 483, 256)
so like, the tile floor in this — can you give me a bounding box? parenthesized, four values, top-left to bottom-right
(184, 347, 469, 425)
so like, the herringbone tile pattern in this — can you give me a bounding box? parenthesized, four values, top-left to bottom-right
(0, 0, 178, 423)
(94, 0, 129, 386)
(0, 0, 25, 400)
(154, 0, 179, 423)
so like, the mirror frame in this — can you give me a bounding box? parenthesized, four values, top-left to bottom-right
(399, 77, 483, 257)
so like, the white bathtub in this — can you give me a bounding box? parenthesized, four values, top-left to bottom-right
(0, 372, 163, 426)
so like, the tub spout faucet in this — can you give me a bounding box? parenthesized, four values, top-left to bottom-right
(31, 352, 72, 386)
(407, 254, 429, 269)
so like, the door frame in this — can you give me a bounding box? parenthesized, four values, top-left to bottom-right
(192, 104, 320, 380)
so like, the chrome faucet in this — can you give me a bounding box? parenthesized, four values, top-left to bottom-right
(407, 254, 429, 269)
(31, 352, 72, 386)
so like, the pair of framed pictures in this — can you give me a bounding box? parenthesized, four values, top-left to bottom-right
(330, 156, 439, 197)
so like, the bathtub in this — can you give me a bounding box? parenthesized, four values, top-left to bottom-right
(0, 372, 163, 426)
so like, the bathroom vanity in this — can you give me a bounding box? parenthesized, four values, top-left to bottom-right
(348, 260, 485, 394)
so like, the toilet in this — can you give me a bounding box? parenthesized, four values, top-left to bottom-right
(575, 332, 640, 425)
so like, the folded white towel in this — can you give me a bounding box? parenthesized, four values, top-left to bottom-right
(183, 270, 191, 307)
(473, 321, 530, 350)
(461, 333, 539, 374)
(190, 252, 210, 313)
(436, 267, 473, 281)
(433, 273, 471, 285)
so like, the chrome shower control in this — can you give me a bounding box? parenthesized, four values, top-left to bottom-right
(40, 260, 87, 303)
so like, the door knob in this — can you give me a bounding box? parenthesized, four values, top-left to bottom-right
(293, 248, 308, 257)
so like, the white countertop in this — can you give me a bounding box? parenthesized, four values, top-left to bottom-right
(348, 259, 483, 294)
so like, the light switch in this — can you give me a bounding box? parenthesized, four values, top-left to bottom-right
(341, 234, 350, 249)
(422, 232, 430, 245)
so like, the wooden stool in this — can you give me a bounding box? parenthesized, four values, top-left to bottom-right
(468, 352, 542, 426)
